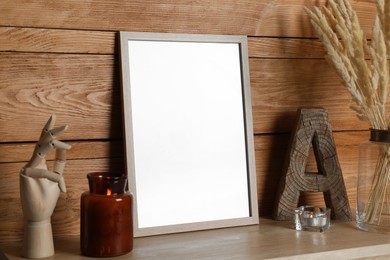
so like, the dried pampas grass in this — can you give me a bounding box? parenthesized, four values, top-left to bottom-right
(305, 0, 390, 226)
(304, 0, 389, 130)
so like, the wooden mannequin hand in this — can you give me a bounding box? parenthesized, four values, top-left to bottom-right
(20, 114, 71, 221)
(19, 115, 71, 258)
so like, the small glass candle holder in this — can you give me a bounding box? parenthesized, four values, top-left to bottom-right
(80, 172, 133, 257)
(294, 206, 331, 232)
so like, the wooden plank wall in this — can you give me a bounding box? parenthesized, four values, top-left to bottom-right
(0, 0, 377, 242)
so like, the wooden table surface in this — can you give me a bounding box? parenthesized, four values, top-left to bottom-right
(1, 218, 390, 259)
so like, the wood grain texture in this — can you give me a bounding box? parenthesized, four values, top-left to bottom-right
(248, 37, 326, 59)
(0, 0, 380, 245)
(0, 53, 370, 142)
(255, 131, 367, 217)
(0, 53, 122, 142)
(250, 58, 371, 133)
(0, 1, 376, 37)
(0, 141, 123, 163)
(273, 108, 351, 221)
(0, 26, 327, 59)
(3, 218, 390, 259)
(0, 27, 116, 54)
(0, 132, 367, 242)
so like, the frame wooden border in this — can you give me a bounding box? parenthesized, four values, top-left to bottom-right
(119, 31, 259, 237)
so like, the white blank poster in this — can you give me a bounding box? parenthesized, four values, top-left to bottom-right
(127, 40, 250, 229)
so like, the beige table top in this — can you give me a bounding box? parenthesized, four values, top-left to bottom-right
(1, 218, 390, 259)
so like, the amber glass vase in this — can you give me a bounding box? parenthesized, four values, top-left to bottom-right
(80, 172, 133, 257)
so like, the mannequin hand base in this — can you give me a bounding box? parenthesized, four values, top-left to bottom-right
(22, 219, 54, 259)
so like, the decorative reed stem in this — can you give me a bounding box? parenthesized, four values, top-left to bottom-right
(305, 0, 390, 224)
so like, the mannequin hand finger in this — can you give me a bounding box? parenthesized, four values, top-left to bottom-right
(38, 125, 68, 146)
(23, 168, 67, 192)
(52, 140, 71, 150)
(49, 125, 68, 138)
(54, 159, 66, 175)
(36, 142, 55, 158)
(40, 114, 56, 138)
(36, 139, 71, 158)
(35, 128, 70, 158)
(58, 176, 67, 192)
(55, 149, 67, 161)
(54, 150, 67, 175)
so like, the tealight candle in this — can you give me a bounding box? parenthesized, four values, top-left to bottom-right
(294, 206, 330, 232)
(80, 172, 133, 257)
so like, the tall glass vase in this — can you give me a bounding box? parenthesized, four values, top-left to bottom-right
(357, 129, 390, 233)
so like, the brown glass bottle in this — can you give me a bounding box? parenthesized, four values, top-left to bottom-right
(80, 172, 133, 257)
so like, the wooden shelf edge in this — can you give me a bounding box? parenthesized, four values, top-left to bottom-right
(1, 218, 390, 259)
(271, 244, 390, 260)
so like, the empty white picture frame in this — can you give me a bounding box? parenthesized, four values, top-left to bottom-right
(119, 31, 258, 237)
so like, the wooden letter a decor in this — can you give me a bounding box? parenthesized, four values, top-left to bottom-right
(273, 108, 352, 221)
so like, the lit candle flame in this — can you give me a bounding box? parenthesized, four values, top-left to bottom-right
(106, 188, 112, 196)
